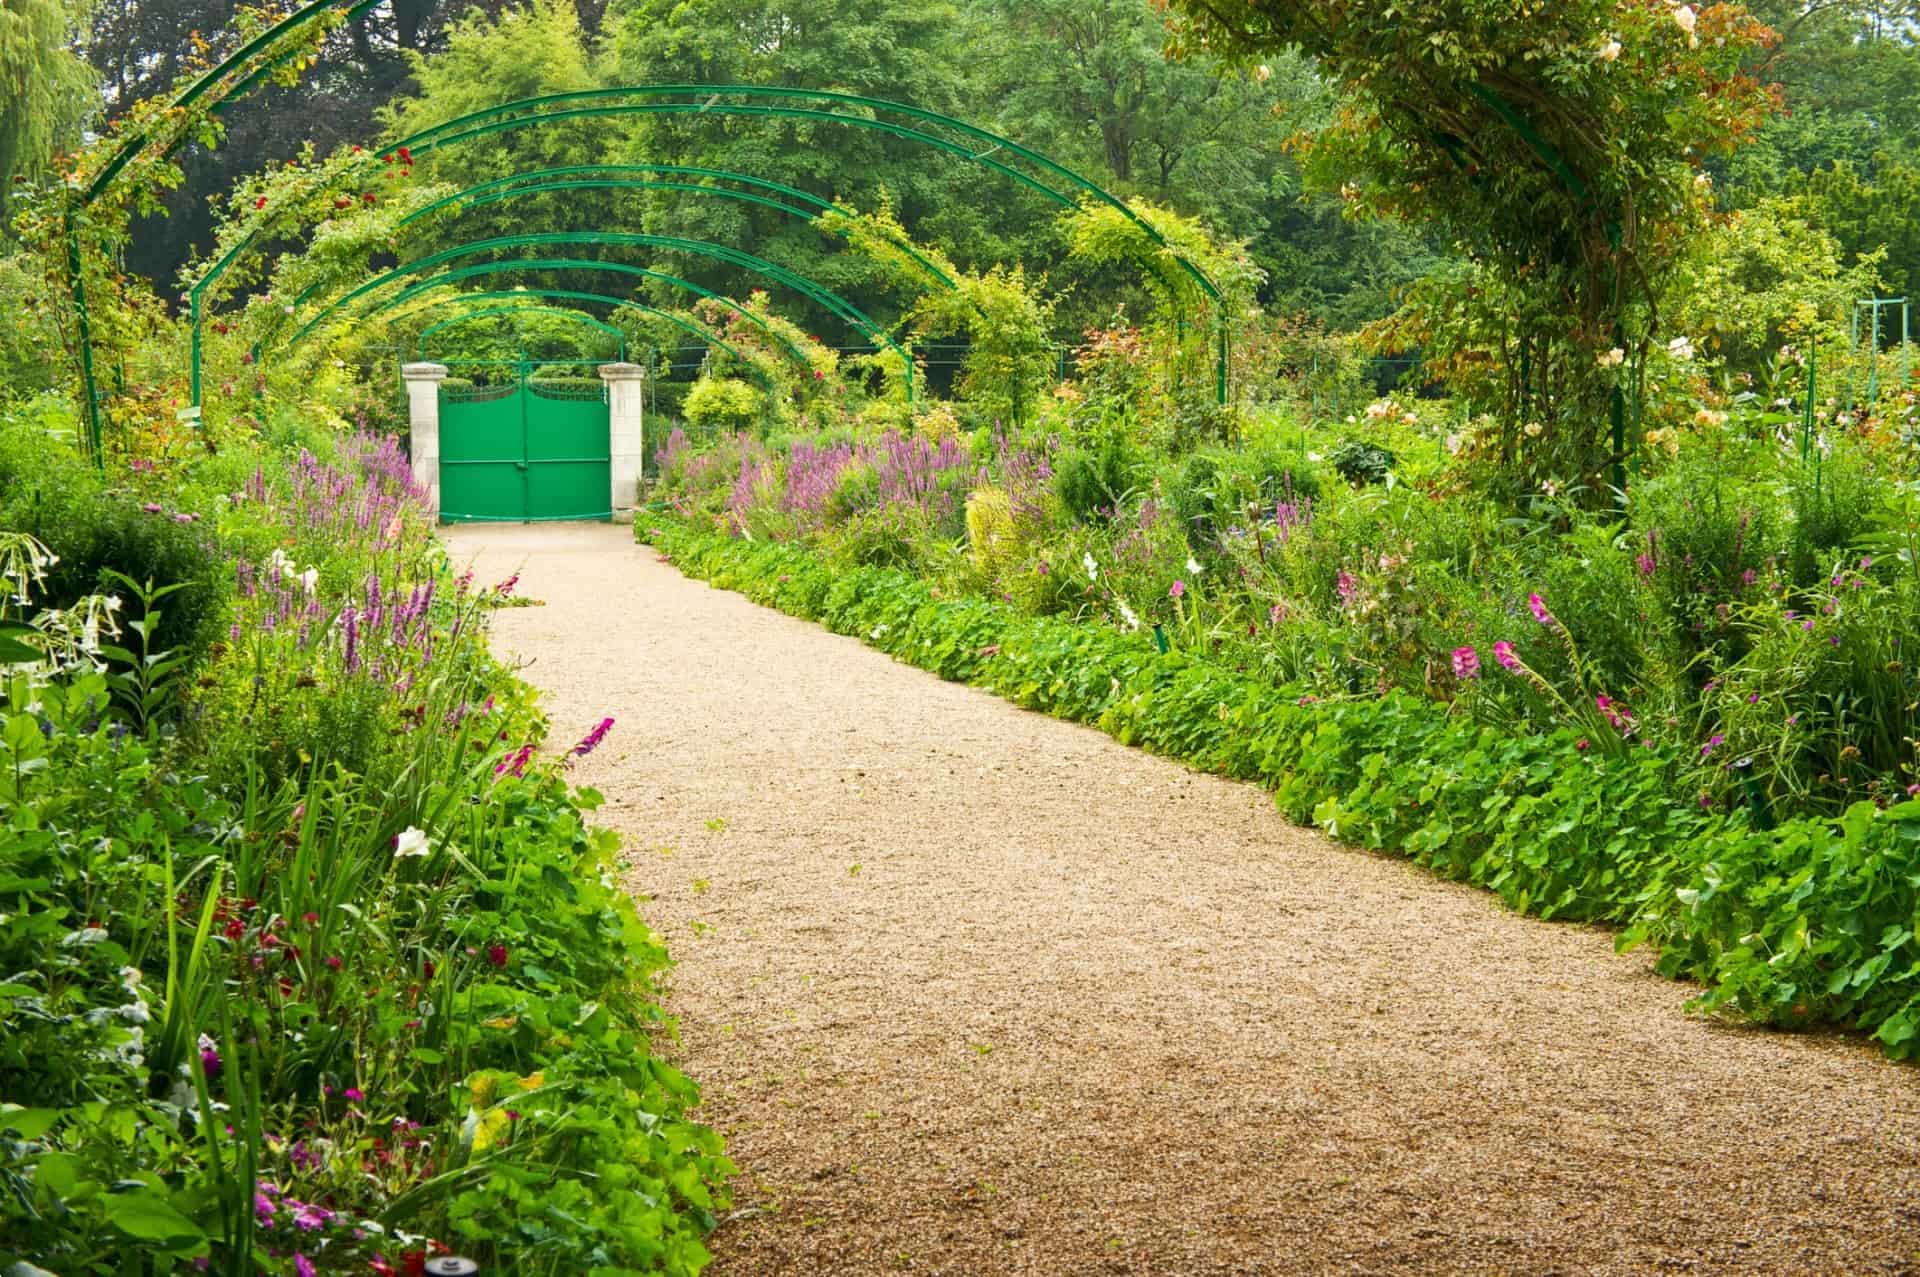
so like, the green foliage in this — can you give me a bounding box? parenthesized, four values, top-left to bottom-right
(1669, 198, 1882, 373)
(683, 377, 763, 434)
(651, 517, 1920, 1058)
(1165, 0, 1778, 483)
(1, 428, 728, 1273)
(0, 418, 224, 660)
(1327, 440, 1396, 487)
(0, 0, 96, 222)
(1054, 434, 1142, 524)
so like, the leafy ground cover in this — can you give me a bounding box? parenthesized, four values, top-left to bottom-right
(645, 511, 1920, 1059)
(0, 405, 728, 1275)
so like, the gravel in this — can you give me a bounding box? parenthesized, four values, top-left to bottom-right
(447, 521, 1920, 1276)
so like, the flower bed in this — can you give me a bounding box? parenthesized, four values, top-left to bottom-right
(648, 516, 1920, 1060)
(1, 425, 727, 1275)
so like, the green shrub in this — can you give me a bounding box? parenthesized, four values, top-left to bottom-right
(650, 518, 1920, 1060)
(1055, 432, 1141, 523)
(0, 422, 225, 660)
(1328, 439, 1397, 486)
(683, 377, 763, 434)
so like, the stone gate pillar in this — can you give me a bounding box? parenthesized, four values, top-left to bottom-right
(400, 362, 449, 519)
(599, 361, 646, 523)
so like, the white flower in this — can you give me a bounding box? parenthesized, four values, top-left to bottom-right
(266, 548, 295, 581)
(1364, 399, 1394, 419)
(1186, 557, 1202, 576)
(393, 826, 430, 858)
(1598, 347, 1626, 369)
(1082, 551, 1098, 581)
(1254, 63, 1272, 82)
(1667, 335, 1695, 362)
(1673, 4, 1697, 35)
(298, 567, 319, 595)
(1116, 600, 1140, 631)
(1598, 38, 1622, 62)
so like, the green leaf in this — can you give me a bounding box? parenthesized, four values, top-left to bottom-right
(104, 1192, 204, 1246)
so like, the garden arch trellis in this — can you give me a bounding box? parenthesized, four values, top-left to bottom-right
(412, 304, 626, 361)
(278, 232, 907, 390)
(189, 162, 961, 407)
(384, 286, 779, 393)
(66, 0, 1230, 454)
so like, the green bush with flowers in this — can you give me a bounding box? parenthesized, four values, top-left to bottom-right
(0, 404, 727, 1275)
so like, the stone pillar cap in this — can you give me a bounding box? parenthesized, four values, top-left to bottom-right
(401, 362, 451, 381)
(597, 361, 647, 381)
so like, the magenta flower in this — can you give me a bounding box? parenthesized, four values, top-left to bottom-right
(1336, 571, 1355, 605)
(571, 717, 614, 758)
(1597, 695, 1633, 732)
(486, 943, 508, 969)
(1700, 733, 1724, 758)
(1636, 553, 1656, 578)
(1493, 640, 1519, 671)
(292, 1201, 332, 1231)
(295, 1257, 315, 1277)
(1527, 592, 1553, 625)
(343, 1087, 364, 1103)
(198, 1032, 222, 1081)
(1451, 646, 1480, 680)
(253, 1191, 275, 1224)
(1169, 580, 1185, 600)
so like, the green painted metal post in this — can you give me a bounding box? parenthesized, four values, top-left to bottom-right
(64, 194, 104, 462)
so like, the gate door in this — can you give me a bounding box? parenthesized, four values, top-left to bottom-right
(439, 365, 611, 523)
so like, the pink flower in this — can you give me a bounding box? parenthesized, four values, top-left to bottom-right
(343, 1087, 364, 1102)
(1527, 592, 1554, 625)
(1493, 640, 1519, 671)
(1169, 580, 1185, 600)
(486, 943, 508, 968)
(1336, 571, 1356, 605)
(1451, 646, 1480, 680)
(295, 1255, 315, 1277)
(571, 717, 614, 758)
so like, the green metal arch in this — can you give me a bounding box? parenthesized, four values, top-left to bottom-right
(380, 287, 775, 393)
(282, 231, 909, 395)
(291, 260, 815, 381)
(189, 161, 957, 407)
(393, 163, 957, 290)
(397, 86, 1222, 309)
(413, 304, 626, 360)
(385, 88, 1227, 400)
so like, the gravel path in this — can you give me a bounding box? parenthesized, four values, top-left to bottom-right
(447, 521, 1920, 1276)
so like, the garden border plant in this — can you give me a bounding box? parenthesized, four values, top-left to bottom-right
(644, 516, 1920, 1060)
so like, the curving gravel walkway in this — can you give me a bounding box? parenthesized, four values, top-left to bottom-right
(446, 521, 1920, 1277)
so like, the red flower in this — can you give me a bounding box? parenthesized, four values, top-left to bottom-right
(334, 197, 351, 209)
(401, 1251, 427, 1277)
(486, 944, 508, 968)
(397, 146, 413, 164)
(254, 196, 267, 209)
(325, 956, 342, 970)
(422, 959, 435, 980)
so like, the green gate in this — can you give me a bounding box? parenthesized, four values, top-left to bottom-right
(439, 363, 611, 523)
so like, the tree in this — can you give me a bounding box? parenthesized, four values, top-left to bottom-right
(0, 0, 97, 224)
(1164, 0, 1778, 486)
(1793, 155, 1920, 308)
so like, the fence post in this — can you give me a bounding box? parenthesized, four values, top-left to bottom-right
(600, 361, 647, 522)
(401, 362, 449, 520)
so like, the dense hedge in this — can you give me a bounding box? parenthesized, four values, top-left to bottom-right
(649, 518, 1920, 1059)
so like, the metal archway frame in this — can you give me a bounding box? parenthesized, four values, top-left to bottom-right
(292, 261, 814, 382)
(375, 286, 777, 393)
(387, 85, 1228, 401)
(188, 163, 965, 409)
(413, 304, 626, 360)
(281, 231, 910, 397)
